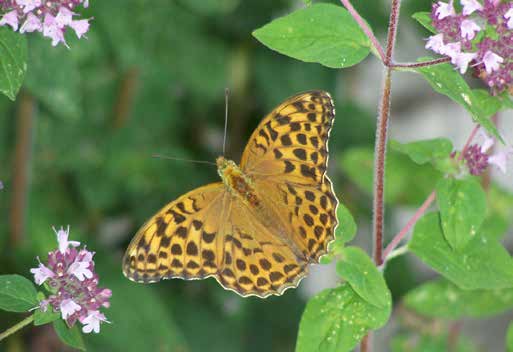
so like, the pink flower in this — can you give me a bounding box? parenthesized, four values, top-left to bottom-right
(32, 226, 111, 333)
(440, 42, 461, 58)
(483, 50, 504, 74)
(452, 52, 477, 73)
(55, 7, 74, 28)
(505, 7, 513, 29)
(70, 19, 90, 38)
(81, 311, 109, 334)
(30, 262, 55, 285)
(53, 225, 80, 253)
(68, 260, 93, 281)
(460, 19, 481, 40)
(461, 0, 483, 15)
(435, 1, 456, 19)
(426, 33, 445, 53)
(0, 10, 19, 31)
(17, 0, 42, 14)
(20, 13, 42, 33)
(60, 299, 81, 320)
(43, 14, 68, 47)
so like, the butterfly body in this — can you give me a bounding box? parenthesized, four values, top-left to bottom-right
(123, 91, 339, 298)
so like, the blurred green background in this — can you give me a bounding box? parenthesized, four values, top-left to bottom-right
(4, 0, 500, 351)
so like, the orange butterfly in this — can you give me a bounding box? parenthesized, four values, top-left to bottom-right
(123, 91, 339, 298)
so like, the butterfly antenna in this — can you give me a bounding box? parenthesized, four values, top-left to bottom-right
(222, 88, 229, 156)
(152, 154, 216, 166)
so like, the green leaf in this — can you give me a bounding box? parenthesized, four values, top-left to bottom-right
(340, 147, 443, 206)
(335, 203, 357, 244)
(414, 59, 500, 139)
(412, 11, 435, 33)
(436, 178, 487, 250)
(53, 320, 86, 351)
(409, 212, 513, 289)
(34, 306, 60, 326)
(253, 3, 371, 68)
(296, 283, 390, 352)
(0, 275, 38, 312)
(404, 278, 513, 319)
(507, 321, 513, 352)
(336, 246, 391, 308)
(390, 138, 453, 165)
(472, 89, 503, 117)
(391, 332, 477, 352)
(323, 203, 358, 264)
(0, 28, 27, 100)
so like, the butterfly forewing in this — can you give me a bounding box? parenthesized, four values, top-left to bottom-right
(240, 91, 339, 264)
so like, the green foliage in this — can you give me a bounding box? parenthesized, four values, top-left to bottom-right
(436, 178, 487, 250)
(0, 28, 27, 100)
(296, 283, 390, 352)
(508, 321, 513, 352)
(409, 212, 513, 290)
(390, 138, 455, 173)
(0, 275, 38, 312)
(391, 332, 477, 352)
(253, 3, 371, 68)
(33, 306, 60, 326)
(340, 147, 443, 205)
(336, 246, 391, 309)
(404, 278, 513, 319)
(53, 319, 86, 351)
(412, 11, 435, 33)
(414, 58, 500, 139)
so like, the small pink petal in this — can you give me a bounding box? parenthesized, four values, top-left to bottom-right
(425, 34, 445, 53)
(60, 299, 81, 320)
(68, 261, 93, 281)
(20, 13, 42, 33)
(440, 42, 461, 58)
(483, 50, 504, 74)
(505, 7, 513, 29)
(0, 10, 19, 31)
(30, 262, 55, 285)
(435, 1, 456, 19)
(461, 0, 483, 15)
(452, 52, 477, 74)
(81, 310, 108, 334)
(460, 19, 481, 40)
(70, 19, 90, 38)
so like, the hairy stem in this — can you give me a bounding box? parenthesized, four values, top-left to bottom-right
(339, 0, 386, 62)
(9, 91, 35, 247)
(0, 315, 34, 342)
(363, 0, 401, 350)
(391, 57, 450, 69)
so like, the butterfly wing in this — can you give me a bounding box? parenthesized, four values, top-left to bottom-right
(123, 183, 228, 283)
(240, 90, 339, 263)
(123, 182, 307, 297)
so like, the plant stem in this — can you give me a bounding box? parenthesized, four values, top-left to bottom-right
(372, 68, 392, 267)
(382, 123, 481, 261)
(382, 191, 435, 259)
(391, 57, 450, 69)
(9, 91, 35, 247)
(339, 0, 386, 62)
(0, 315, 34, 342)
(360, 334, 370, 352)
(112, 67, 139, 129)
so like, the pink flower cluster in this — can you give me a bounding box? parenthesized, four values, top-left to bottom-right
(463, 128, 513, 175)
(0, 0, 90, 47)
(30, 226, 111, 334)
(426, 0, 513, 93)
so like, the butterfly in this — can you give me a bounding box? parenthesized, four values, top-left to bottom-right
(122, 91, 339, 298)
